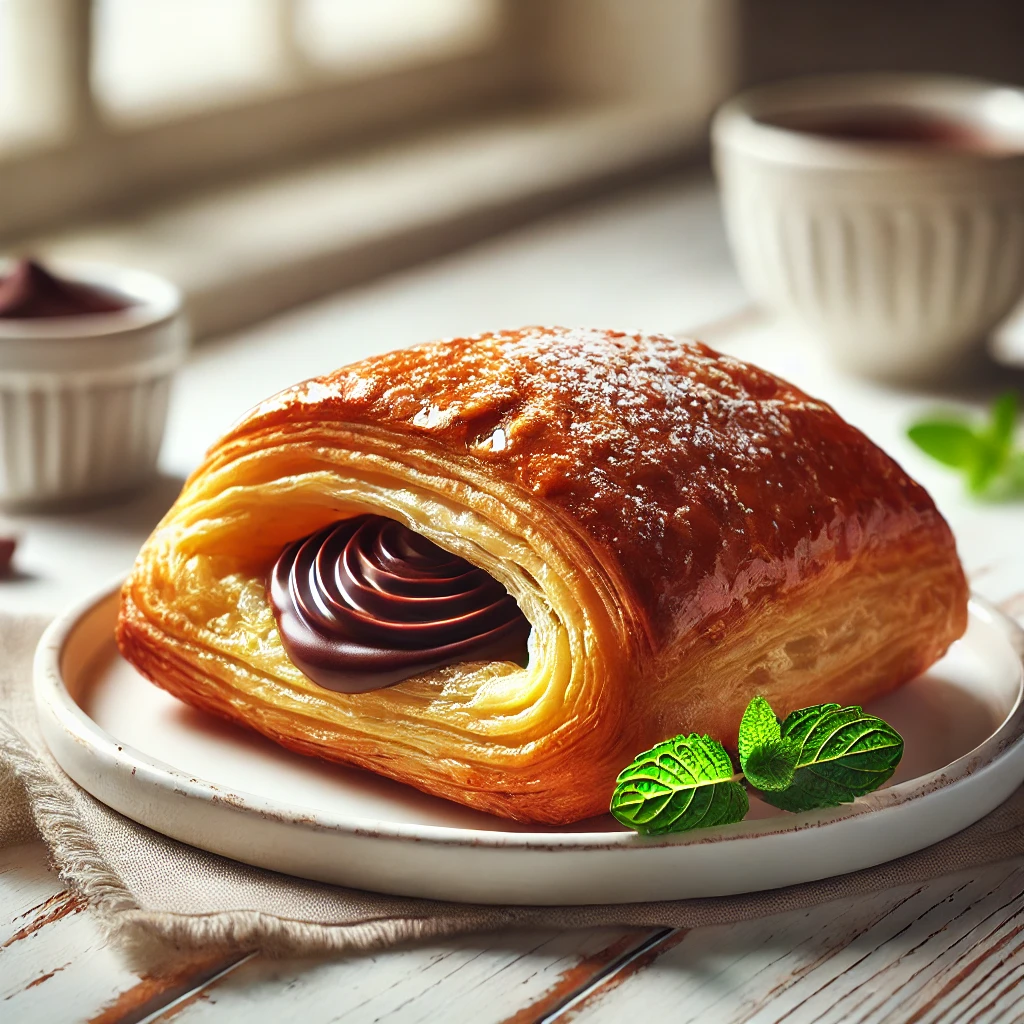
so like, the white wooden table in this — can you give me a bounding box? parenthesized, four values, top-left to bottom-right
(3, 173, 1024, 1023)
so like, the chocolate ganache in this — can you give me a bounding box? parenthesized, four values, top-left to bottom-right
(0, 259, 131, 318)
(269, 515, 530, 692)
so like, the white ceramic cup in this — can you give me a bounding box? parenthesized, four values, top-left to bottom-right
(0, 261, 188, 507)
(712, 74, 1024, 380)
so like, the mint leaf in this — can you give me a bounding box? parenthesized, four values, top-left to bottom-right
(610, 734, 748, 835)
(743, 742, 799, 793)
(991, 391, 1018, 449)
(907, 420, 980, 468)
(1003, 451, 1024, 497)
(759, 704, 904, 813)
(738, 695, 780, 757)
(970, 391, 1020, 494)
(738, 695, 797, 791)
(908, 392, 1021, 498)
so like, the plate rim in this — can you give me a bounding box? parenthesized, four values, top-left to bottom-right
(34, 578, 1024, 853)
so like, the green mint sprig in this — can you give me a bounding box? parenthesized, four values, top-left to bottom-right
(609, 734, 748, 836)
(609, 696, 904, 836)
(737, 694, 797, 791)
(757, 703, 903, 813)
(908, 391, 1024, 497)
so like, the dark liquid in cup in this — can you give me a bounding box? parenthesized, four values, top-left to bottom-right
(765, 107, 1021, 154)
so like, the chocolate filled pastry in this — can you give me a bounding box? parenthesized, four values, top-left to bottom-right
(117, 327, 968, 824)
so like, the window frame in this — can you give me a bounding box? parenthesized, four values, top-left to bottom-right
(0, 0, 530, 239)
(0, 0, 741, 246)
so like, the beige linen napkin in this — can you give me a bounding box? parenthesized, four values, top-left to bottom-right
(3, 613, 1024, 958)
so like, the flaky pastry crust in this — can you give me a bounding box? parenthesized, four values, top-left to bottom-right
(117, 327, 968, 824)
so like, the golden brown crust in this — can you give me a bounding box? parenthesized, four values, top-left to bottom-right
(117, 327, 968, 824)
(221, 327, 959, 650)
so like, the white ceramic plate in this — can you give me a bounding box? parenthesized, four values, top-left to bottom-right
(34, 581, 1024, 905)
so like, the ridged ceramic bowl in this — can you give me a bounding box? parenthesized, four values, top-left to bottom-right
(713, 75, 1024, 380)
(0, 261, 187, 507)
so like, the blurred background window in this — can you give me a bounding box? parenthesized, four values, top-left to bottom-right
(0, 0, 68, 150)
(0, 0, 32, 146)
(0, 0, 743, 337)
(294, 0, 502, 74)
(89, 0, 505, 122)
(91, 0, 286, 120)
(15, 0, 1020, 310)
(0, 0, 528, 239)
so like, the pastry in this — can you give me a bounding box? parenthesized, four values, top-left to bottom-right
(117, 327, 968, 824)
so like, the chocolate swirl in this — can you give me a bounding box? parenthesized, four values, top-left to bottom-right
(269, 515, 530, 692)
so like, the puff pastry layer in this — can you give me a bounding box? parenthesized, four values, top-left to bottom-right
(117, 327, 968, 824)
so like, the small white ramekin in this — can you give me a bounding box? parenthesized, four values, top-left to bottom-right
(712, 74, 1024, 380)
(0, 261, 188, 507)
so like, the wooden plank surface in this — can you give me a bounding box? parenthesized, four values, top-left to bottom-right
(6, 840, 1024, 1023)
(0, 841, 656, 1023)
(147, 929, 661, 1023)
(552, 861, 1024, 1024)
(0, 841, 238, 1022)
